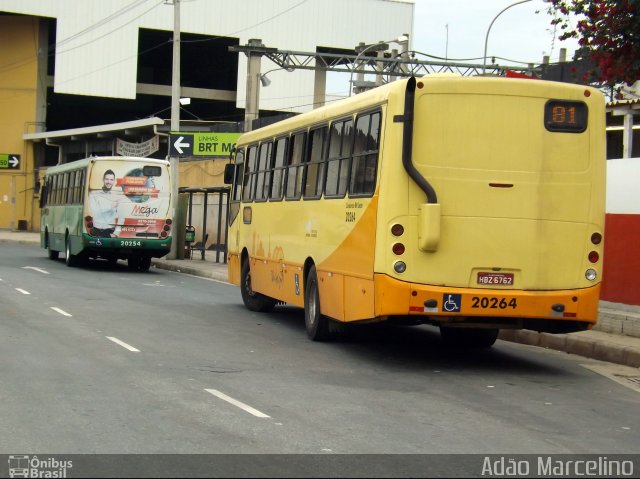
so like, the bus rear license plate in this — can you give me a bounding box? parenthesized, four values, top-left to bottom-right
(477, 272, 513, 285)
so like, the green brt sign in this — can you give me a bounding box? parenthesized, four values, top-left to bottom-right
(169, 132, 240, 157)
(0, 154, 20, 170)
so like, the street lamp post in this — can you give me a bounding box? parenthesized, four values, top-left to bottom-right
(482, 0, 532, 75)
(349, 34, 409, 96)
(168, 0, 181, 259)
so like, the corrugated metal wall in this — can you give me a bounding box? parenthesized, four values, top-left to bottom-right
(0, 0, 414, 112)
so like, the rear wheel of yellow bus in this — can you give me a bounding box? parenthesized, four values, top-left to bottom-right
(304, 265, 331, 341)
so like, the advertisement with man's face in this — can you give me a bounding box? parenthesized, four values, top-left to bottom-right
(86, 161, 171, 239)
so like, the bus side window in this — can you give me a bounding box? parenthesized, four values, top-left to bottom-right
(228, 149, 244, 226)
(255, 141, 273, 202)
(51, 175, 58, 205)
(303, 127, 327, 199)
(325, 118, 353, 198)
(243, 146, 258, 202)
(285, 132, 306, 200)
(270, 137, 287, 201)
(79, 169, 86, 204)
(233, 149, 245, 202)
(67, 171, 75, 204)
(350, 111, 381, 196)
(39, 179, 48, 208)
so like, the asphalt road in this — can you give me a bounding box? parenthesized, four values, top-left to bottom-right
(1, 244, 638, 475)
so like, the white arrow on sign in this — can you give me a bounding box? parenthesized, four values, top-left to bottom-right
(9, 156, 19, 167)
(173, 136, 190, 155)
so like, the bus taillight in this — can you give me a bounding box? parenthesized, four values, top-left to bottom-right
(391, 224, 404, 236)
(588, 251, 599, 263)
(165, 219, 173, 225)
(591, 232, 602, 245)
(160, 231, 168, 238)
(392, 243, 405, 255)
(163, 224, 171, 232)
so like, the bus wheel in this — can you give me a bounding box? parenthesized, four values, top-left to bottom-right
(65, 236, 77, 267)
(45, 232, 59, 259)
(439, 327, 499, 348)
(304, 265, 331, 341)
(128, 256, 141, 271)
(240, 259, 276, 312)
(138, 256, 151, 272)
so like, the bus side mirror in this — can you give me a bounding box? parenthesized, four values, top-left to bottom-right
(418, 203, 441, 252)
(223, 164, 235, 185)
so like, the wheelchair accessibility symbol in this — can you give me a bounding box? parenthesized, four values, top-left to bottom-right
(443, 294, 461, 312)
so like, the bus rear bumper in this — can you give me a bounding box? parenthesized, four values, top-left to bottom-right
(374, 274, 600, 332)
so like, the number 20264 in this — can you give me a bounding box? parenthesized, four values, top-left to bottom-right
(471, 297, 517, 309)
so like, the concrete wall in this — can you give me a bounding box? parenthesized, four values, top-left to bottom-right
(601, 157, 640, 305)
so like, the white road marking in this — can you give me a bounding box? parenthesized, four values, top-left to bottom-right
(50, 307, 72, 317)
(106, 336, 140, 352)
(22, 266, 50, 274)
(15, 288, 30, 295)
(205, 389, 271, 418)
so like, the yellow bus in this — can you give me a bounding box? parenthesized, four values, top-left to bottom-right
(40, 156, 173, 270)
(225, 74, 605, 347)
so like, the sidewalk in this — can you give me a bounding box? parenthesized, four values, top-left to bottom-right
(2, 229, 639, 368)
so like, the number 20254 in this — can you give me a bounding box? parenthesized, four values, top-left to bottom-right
(471, 297, 518, 309)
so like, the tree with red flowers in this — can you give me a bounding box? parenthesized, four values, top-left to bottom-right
(547, 0, 640, 85)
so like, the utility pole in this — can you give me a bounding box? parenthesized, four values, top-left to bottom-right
(244, 39, 265, 132)
(168, 0, 180, 259)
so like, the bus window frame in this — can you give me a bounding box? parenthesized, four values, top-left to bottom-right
(303, 125, 328, 200)
(254, 140, 274, 203)
(242, 145, 259, 203)
(348, 109, 382, 199)
(269, 136, 288, 202)
(284, 130, 307, 201)
(324, 116, 354, 199)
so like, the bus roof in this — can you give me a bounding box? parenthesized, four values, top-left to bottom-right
(237, 74, 602, 145)
(43, 156, 169, 175)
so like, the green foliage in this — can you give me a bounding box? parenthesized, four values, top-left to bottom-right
(547, 0, 640, 85)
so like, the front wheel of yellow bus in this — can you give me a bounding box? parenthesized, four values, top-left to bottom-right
(304, 265, 331, 342)
(240, 259, 277, 312)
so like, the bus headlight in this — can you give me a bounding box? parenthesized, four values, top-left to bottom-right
(585, 269, 597, 281)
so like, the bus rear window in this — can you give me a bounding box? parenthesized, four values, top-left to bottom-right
(143, 165, 162, 177)
(545, 100, 587, 133)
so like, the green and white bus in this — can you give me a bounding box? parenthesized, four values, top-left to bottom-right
(40, 156, 173, 270)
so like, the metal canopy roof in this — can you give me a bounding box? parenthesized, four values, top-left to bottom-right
(23, 117, 165, 142)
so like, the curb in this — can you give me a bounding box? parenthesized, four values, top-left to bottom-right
(151, 259, 228, 283)
(498, 330, 640, 368)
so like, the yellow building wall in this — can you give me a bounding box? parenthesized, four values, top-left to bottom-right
(178, 158, 229, 187)
(0, 17, 39, 231)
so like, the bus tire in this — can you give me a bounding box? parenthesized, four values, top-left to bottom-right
(304, 265, 331, 341)
(128, 256, 141, 271)
(138, 256, 151, 272)
(240, 259, 276, 312)
(439, 327, 499, 348)
(65, 236, 77, 267)
(45, 232, 59, 259)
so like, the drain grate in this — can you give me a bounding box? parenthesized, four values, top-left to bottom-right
(615, 375, 640, 385)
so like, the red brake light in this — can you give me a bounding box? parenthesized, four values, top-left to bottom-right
(392, 243, 405, 255)
(588, 251, 599, 263)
